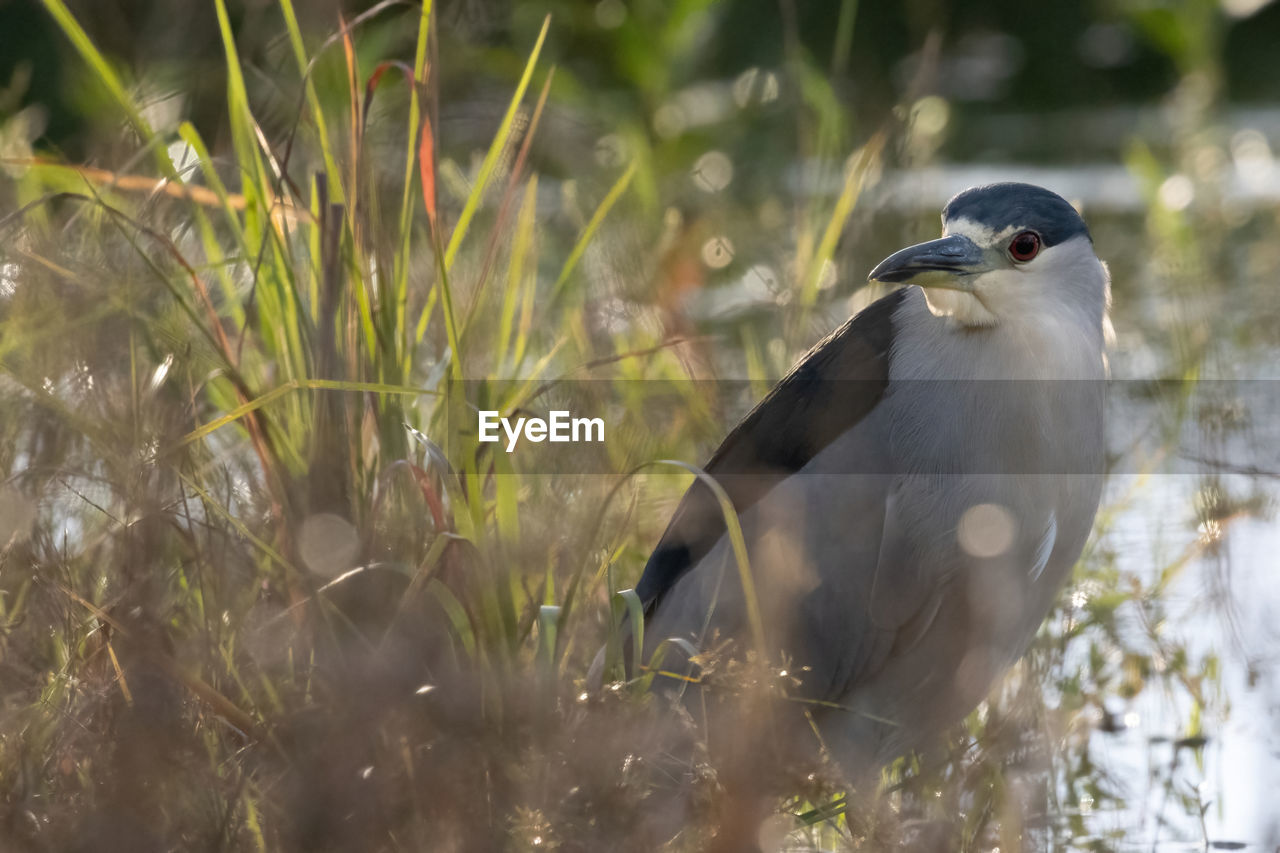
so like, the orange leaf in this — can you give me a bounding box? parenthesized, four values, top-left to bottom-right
(362, 60, 414, 131)
(341, 13, 359, 195)
(418, 118, 438, 231)
(409, 463, 449, 531)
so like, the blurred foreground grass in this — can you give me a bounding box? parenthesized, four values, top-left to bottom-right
(0, 2, 1256, 850)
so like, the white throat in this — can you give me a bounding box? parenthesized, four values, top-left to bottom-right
(922, 289, 999, 327)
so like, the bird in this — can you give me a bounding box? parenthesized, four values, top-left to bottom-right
(610, 183, 1109, 840)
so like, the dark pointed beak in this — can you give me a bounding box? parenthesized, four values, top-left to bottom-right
(868, 234, 988, 290)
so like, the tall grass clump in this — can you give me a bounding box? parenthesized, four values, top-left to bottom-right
(0, 2, 1243, 851)
(0, 2, 677, 848)
(2, 0, 865, 846)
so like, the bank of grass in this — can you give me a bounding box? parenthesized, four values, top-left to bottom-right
(0, 2, 849, 848)
(0, 2, 1228, 850)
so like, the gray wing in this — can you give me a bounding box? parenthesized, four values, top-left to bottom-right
(634, 287, 907, 619)
(635, 404, 937, 706)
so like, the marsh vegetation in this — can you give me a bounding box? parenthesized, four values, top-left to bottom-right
(0, 0, 1277, 849)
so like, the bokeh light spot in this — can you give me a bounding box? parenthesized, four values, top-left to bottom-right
(298, 513, 360, 578)
(701, 236, 735, 269)
(692, 150, 733, 192)
(958, 503, 1016, 558)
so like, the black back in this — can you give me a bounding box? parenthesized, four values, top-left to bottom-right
(634, 287, 907, 616)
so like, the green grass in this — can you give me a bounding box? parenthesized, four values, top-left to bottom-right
(0, 3, 790, 847)
(0, 2, 1244, 850)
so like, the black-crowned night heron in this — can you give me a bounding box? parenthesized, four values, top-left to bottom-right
(609, 183, 1107, 827)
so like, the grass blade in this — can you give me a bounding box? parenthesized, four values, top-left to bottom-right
(549, 161, 637, 306)
(441, 15, 550, 272)
(38, 0, 174, 176)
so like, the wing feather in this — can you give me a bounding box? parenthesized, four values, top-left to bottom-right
(635, 287, 907, 616)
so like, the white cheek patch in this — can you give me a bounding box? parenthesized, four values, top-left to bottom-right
(943, 217, 1019, 249)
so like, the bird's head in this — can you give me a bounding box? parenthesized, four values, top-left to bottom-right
(869, 183, 1108, 328)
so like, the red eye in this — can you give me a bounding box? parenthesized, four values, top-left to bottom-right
(1008, 231, 1041, 262)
